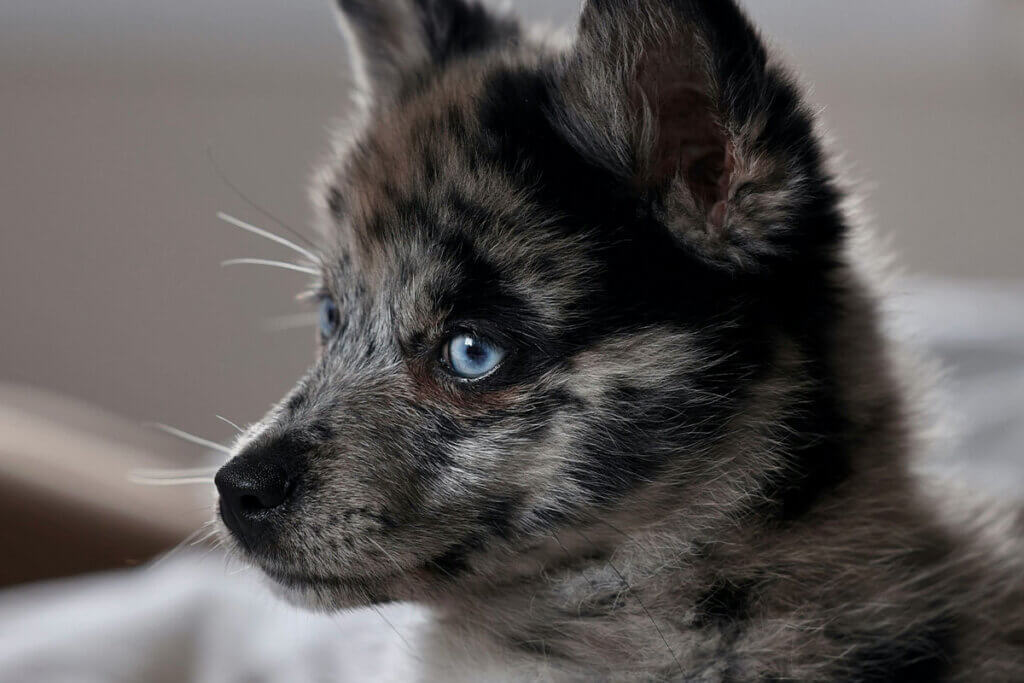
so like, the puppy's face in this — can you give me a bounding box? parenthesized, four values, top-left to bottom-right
(215, 0, 843, 610)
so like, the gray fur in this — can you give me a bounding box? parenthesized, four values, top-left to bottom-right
(215, 1, 1024, 680)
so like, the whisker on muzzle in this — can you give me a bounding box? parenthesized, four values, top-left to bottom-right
(146, 519, 219, 571)
(205, 146, 319, 253)
(145, 422, 233, 454)
(216, 211, 321, 263)
(132, 466, 220, 478)
(215, 414, 245, 433)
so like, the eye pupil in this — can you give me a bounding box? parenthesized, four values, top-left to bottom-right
(446, 333, 505, 379)
(463, 339, 485, 359)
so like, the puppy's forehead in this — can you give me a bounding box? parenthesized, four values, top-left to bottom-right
(336, 62, 523, 251)
(324, 59, 600, 328)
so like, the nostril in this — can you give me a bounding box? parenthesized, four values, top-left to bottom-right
(240, 494, 268, 514)
(237, 465, 290, 514)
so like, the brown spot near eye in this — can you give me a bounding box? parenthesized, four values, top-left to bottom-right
(406, 356, 523, 416)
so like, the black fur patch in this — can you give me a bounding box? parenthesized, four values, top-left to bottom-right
(471, 64, 858, 512)
(427, 498, 520, 579)
(758, 283, 856, 521)
(413, 0, 519, 67)
(693, 578, 754, 629)
(479, 496, 517, 541)
(765, 391, 852, 521)
(433, 232, 537, 333)
(428, 542, 472, 578)
(326, 186, 345, 218)
(832, 622, 955, 682)
(477, 66, 638, 235)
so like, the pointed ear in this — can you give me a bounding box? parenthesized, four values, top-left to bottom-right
(335, 0, 519, 104)
(556, 0, 836, 269)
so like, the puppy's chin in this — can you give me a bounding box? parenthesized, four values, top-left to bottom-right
(259, 567, 395, 612)
(213, 521, 402, 611)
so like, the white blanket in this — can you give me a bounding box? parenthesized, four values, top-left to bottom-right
(0, 555, 426, 682)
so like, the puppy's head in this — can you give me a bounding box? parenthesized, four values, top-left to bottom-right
(215, 0, 847, 610)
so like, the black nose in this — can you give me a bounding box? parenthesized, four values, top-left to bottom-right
(215, 455, 292, 547)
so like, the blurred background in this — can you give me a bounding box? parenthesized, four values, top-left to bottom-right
(0, 0, 1022, 650)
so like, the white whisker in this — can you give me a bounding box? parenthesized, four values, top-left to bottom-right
(206, 147, 318, 253)
(221, 258, 318, 275)
(191, 528, 221, 546)
(215, 414, 245, 433)
(146, 422, 232, 454)
(367, 605, 421, 662)
(133, 466, 220, 478)
(148, 522, 215, 570)
(216, 211, 320, 263)
(366, 537, 404, 575)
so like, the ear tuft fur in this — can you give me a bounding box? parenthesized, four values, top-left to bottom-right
(336, 0, 519, 104)
(555, 0, 835, 269)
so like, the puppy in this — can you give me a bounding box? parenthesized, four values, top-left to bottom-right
(214, 1, 1024, 679)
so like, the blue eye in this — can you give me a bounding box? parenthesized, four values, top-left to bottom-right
(445, 332, 505, 379)
(319, 297, 340, 339)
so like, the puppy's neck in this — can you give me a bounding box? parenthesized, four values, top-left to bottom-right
(424, 466, 955, 681)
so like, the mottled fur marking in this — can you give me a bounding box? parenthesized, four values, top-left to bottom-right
(214, 1, 1024, 681)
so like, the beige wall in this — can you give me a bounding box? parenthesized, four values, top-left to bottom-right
(2, 1, 1022, 449)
